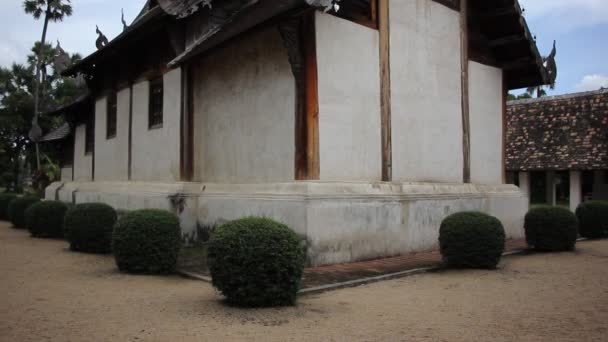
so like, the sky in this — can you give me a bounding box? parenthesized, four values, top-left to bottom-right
(0, 0, 607, 96)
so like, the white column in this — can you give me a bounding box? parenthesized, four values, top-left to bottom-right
(546, 171, 556, 206)
(518, 171, 531, 205)
(569, 171, 582, 212)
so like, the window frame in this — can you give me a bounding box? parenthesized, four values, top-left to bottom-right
(148, 76, 164, 129)
(106, 90, 117, 139)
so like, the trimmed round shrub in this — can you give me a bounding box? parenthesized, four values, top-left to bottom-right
(7, 197, 40, 229)
(524, 206, 578, 251)
(64, 203, 117, 253)
(0, 193, 18, 220)
(208, 217, 305, 307)
(575, 201, 608, 238)
(24, 201, 69, 238)
(439, 212, 506, 269)
(112, 209, 181, 274)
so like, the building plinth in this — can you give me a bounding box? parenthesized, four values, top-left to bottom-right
(47, 180, 527, 266)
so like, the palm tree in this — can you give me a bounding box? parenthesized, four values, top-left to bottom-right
(23, 0, 73, 170)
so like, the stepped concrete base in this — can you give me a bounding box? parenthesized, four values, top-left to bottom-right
(46, 181, 528, 266)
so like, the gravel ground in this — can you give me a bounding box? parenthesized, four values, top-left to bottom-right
(1, 221, 607, 342)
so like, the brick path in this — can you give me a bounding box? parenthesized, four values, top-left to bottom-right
(302, 239, 528, 289)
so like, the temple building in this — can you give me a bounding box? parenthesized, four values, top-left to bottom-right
(44, 0, 550, 266)
(506, 89, 608, 211)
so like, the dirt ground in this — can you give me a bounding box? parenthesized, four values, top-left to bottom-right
(1, 222, 607, 342)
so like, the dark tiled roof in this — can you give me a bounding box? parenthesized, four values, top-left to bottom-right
(39, 123, 72, 142)
(506, 89, 608, 171)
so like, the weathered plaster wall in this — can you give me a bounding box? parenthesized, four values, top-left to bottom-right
(469, 61, 503, 185)
(191, 27, 295, 183)
(390, 0, 463, 182)
(315, 12, 382, 181)
(73, 124, 92, 181)
(60, 167, 73, 182)
(130, 68, 182, 182)
(94, 89, 130, 181)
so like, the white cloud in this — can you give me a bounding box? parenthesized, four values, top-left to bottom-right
(575, 75, 608, 92)
(519, 0, 608, 29)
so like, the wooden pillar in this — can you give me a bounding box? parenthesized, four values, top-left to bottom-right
(379, 0, 392, 182)
(279, 12, 319, 181)
(303, 13, 320, 180)
(180, 65, 194, 181)
(127, 84, 133, 180)
(502, 74, 507, 184)
(460, 0, 471, 183)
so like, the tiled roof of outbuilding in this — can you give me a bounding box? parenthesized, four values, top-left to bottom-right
(506, 89, 608, 171)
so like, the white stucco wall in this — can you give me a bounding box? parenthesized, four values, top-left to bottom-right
(73, 124, 92, 181)
(192, 27, 295, 183)
(94, 89, 130, 181)
(390, 0, 463, 183)
(469, 61, 503, 185)
(315, 13, 382, 181)
(130, 68, 182, 182)
(60, 167, 73, 182)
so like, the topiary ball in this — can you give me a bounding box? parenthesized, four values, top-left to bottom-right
(524, 206, 578, 251)
(439, 212, 506, 269)
(112, 209, 181, 274)
(0, 193, 18, 220)
(64, 203, 117, 253)
(208, 217, 305, 307)
(25, 201, 69, 238)
(7, 197, 41, 229)
(575, 201, 608, 239)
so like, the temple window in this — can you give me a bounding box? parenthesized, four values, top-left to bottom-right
(106, 91, 117, 139)
(149, 77, 164, 129)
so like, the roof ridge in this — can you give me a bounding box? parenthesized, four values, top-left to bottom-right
(508, 88, 608, 105)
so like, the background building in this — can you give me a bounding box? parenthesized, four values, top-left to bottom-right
(506, 89, 608, 211)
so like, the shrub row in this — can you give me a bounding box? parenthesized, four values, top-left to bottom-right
(0, 193, 18, 220)
(576, 201, 608, 238)
(8, 197, 40, 229)
(524, 206, 578, 251)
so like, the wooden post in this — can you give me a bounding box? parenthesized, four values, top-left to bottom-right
(279, 12, 319, 180)
(502, 73, 507, 184)
(379, 0, 392, 182)
(180, 65, 194, 181)
(303, 13, 320, 180)
(127, 84, 133, 180)
(460, 0, 471, 183)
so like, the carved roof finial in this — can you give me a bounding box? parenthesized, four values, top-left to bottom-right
(95, 25, 109, 50)
(121, 9, 128, 32)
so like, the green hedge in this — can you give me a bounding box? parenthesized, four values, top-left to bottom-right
(64, 203, 117, 253)
(575, 201, 608, 238)
(0, 193, 18, 220)
(208, 217, 305, 307)
(524, 206, 578, 251)
(7, 197, 40, 229)
(25, 201, 69, 238)
(438, 212, 506, 269)
(112, 209, 181, 274)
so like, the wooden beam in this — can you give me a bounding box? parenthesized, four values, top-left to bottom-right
(302, 13, 320, 180)
(488, 34, 525, 47)
(379, 0, 392, 182)
(460, 0, 471, 183)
